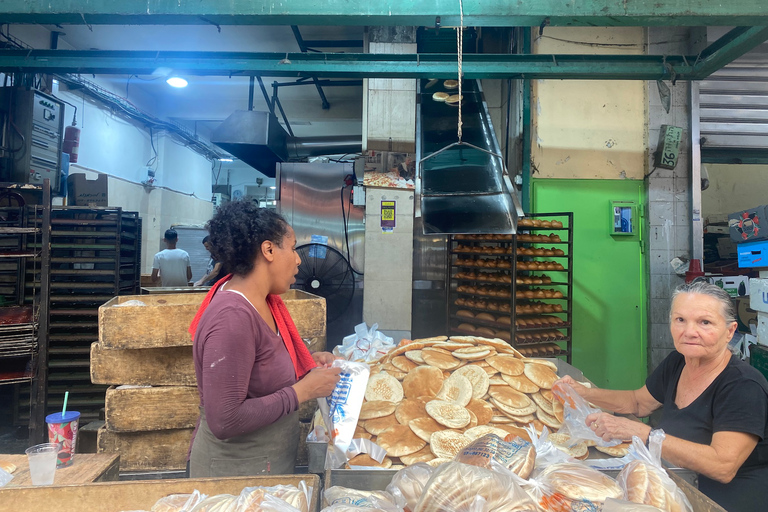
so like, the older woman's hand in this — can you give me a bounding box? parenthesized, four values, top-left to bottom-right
(586, 412, 652, 443)
(311, 351, 337, 368)
(553, 374, 591, 397)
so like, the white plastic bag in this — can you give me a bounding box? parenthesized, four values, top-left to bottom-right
(323, 486, 402, 511)
(334, 323, 396, 363)
(0, 467, 13, 488)
(617, 432, 693, 512)
(537, 462, 624, 511)
(317, 360, 370, 469)
(602, 498, 666, 512)
(551, 382, 619, 448)
(525, 426, 574, 469)
(454, 433, 536, 479)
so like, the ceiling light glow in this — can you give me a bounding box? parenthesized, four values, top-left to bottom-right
(166, 76, 188, 88)
(218, 158, 234, 162)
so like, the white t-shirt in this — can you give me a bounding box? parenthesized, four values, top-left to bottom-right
(152, 248, 191, 287)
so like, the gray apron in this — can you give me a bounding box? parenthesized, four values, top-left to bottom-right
(189, 407, 299, 477)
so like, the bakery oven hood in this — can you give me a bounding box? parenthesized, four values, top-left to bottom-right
(211, 110, 361, 177)
(417, 79, 523, 234)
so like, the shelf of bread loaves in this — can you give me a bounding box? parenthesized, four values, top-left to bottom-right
(515, 247, 566, 257)
(454, 234, 514, 241)
(517, 218, 564, 229)
(452, 244, 513, 256)
(516, 233, 564, 243)
(454, 257, 512, 269)
(516, 260, 565, 271)
(454, 270, 513, 284)
(454, 310, 512, 330)
(453, 297, 512, 314)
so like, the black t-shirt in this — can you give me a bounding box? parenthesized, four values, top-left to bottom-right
(646, 351, 768, 512)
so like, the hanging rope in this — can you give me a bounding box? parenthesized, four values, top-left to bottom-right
(456, 0, 464, 142)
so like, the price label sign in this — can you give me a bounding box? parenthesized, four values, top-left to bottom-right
(381, 200, 396, 232)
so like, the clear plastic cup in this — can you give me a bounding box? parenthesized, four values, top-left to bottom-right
(25, 443, 58, 485)
(46, 411, 80, 468)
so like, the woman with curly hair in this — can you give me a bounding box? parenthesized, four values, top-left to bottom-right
(187, 201, 340, 477)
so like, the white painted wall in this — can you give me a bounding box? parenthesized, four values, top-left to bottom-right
(703, 164, 768, 217)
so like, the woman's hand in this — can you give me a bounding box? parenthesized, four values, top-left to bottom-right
(292, 367, 341, 403)
(553, 374, 591, 398)
(586, 412, 651, 443)
(311, 351, 337, 368)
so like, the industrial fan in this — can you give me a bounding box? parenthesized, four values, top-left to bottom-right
(292, 243, 355, 323)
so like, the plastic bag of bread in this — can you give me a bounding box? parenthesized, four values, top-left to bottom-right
(188, 494, 238, 512)
(321, 505, 391, 512)
(536, 462, 623, 510)
(524, 427, 573, 470)
(454, 434, 536, 479)
(602, 498, 666, 511)
(617, 432, 692, 512)
(318, 360, 371, 469)
(235, 483, 311, 512)
(550, 382, 621, 448)
(413, 461, 538, 512)
(385, 463, 434, 512)
(151, 491, 206, 512)
(323, 486, 402, 511)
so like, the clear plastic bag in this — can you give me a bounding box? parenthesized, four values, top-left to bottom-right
(617, 432, 693, 512)
(321, 505, 390, 512)
(454, 433, 536, 479)
(413, 461, 539, 512)
(317, 360, 371, 469)
(523, 426, 574, 471)
(323, 486, 402, 511)
(551, 382, 620, 448)
(188, 494, 238, 512)
(385, 463, 434, 512)
(537, 462, 624, 510)
(602, 498, 667, 512)
(334, 323, 396, 363)
(235, 483, 311, 512)
(151, 491, 206, 512)
(0, 467, 13, 488)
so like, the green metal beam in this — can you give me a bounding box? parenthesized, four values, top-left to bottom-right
(690, 26, 768, 79)
(1, 0, 768, 27)
(0, 50, 696, 80)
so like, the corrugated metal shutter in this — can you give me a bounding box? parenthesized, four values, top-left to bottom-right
(699, 45, 768, 152)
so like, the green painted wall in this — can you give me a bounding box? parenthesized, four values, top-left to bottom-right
(532, 178, 647, 390)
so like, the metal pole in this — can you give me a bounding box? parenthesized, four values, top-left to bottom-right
(248, 76, 255, 111)
(690, 81, 703, 262)
(256, 76, 274, 116)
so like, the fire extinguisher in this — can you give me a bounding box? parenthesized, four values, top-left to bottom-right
(62, 112, 80, 163)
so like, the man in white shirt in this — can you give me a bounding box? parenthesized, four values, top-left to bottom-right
(151, 229, 192, 287)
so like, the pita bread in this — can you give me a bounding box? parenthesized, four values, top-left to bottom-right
(465, 409, 479, 429)
(425, 457, 452, 467)
(524, 363, 558, 389)
(552, 397, 564, 422)
(539, 462, 623, 503)
(422, 348, 461, 370)
(548, 433, 588, 459)
(360, 400, 398, 420)
(0, 460, 16, 474)
(426, 400, 471, 429)
(414, 336, 449, 343)
(405, 350, 425, 364)
(489, 386, 533, 409)
(346, 453, 393, 468)
(496, 425, 532, 442)
(540, 388, 554, 402)
(624, 462, 651, 504)
(387, 341, 432, 359)
(488, 375, 507, 386)
(430, 430, 472, 458)
(473, 337, 518, 354)
(463, 425, 512, 441)
(377, 424, 428, 457)
(395, 398, 428, 425)
(392, 355, 420, 372)
(409, 417, 445, 443)
(596, 442, 631, 458)
(403, 366, 444, 398)
(490, 397, 537, 417)
(522, 358, 559, 371)
(490, 415, 514, 424)
(436, 374, 473, 406)
(486, 355, 525, 376)
(647, 467, 668, 509)
(432, 91, 450, 102)
(501, 373, 540, 393)
(366, 372, 404, 402)
(535, 408, 562, 429)
(453, 365, 490, 399)
(401, 445, 436, 465)
(365, 413, 399, 435)
(465, 398, 494, 425)
(531, 392, 555, 415)
(435, 342, 474, 351)
(354, 432, 372, 440)
(443, 80, 459, 89)
(452, 346, 492, 360)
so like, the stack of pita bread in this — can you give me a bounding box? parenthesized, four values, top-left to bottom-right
(349, 335, 564, 469)
(620, 460, 690, 512)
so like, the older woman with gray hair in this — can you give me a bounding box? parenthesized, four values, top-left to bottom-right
(557, 281, 768, 512)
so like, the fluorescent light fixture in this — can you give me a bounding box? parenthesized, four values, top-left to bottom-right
(269, 186, 276, 190)
(218, 158, 234, 162)
(166, 76, 188, 88)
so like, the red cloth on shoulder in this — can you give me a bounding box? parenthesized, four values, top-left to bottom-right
(188, 274, 316, 379)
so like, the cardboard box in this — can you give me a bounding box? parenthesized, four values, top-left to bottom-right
(716, 237, 738, 259)
(738, 239, 768, 268)
(737, 296, 758, 333)
(709, 275, 749, 297)
(729, 204, 768, 243)
(67, 173, 108, 206)
(750, 278, 768, 313)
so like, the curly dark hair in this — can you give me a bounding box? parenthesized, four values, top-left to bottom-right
(206, 201, 290, 276)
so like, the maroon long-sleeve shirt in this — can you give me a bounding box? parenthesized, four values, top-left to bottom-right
(192, 290, 299, 440)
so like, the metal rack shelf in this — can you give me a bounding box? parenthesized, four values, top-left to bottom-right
(447, 212, 574, 361)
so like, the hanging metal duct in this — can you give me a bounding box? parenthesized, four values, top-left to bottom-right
(417, 79, 523, 234)
(211, 110, 361, 177)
